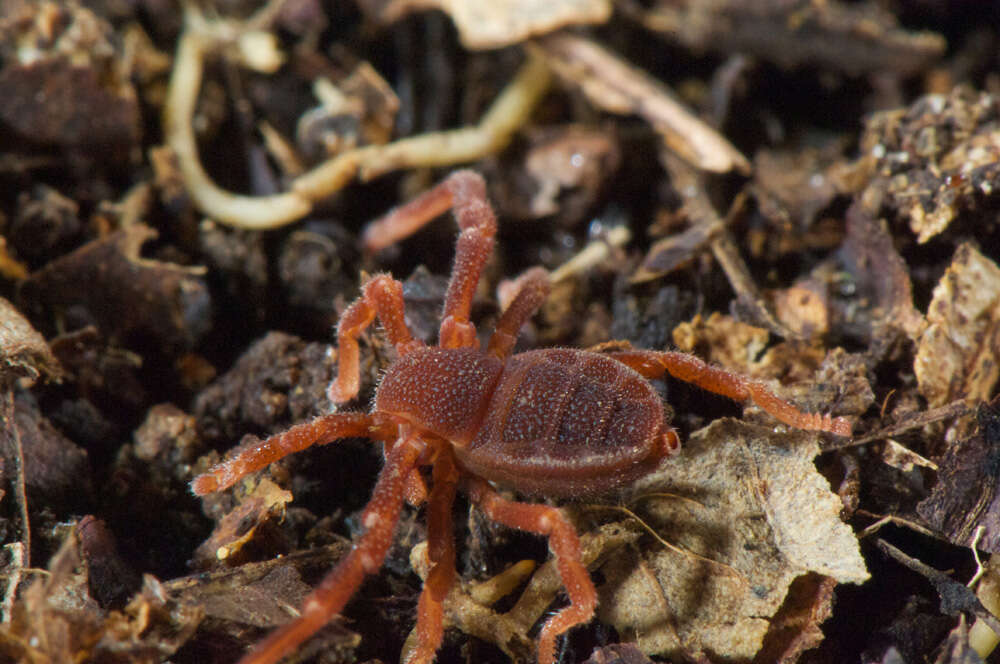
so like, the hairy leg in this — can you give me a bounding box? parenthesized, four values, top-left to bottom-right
(406, 450, 460, 664)
(487, 267, 551, 359)
(328, 273, 424, 404)
(462, 477, 597, 664)
(191, 412, 397, 495)
(609, 350, 852, 436)
(362, 171, 498, 349)
(236, 431, 427, 664)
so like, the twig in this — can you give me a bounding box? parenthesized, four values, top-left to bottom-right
(876, 538, 1000, 638)
(660, 152, 798, 339)
(532, 33, 750, 174)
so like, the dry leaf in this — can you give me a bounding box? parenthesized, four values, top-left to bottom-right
(358, 0, 610, 49)
(0, 297, 61, 386)
(840, 204, 926, 342)
(0, 526, 201, 663)
(672, 313, 769, 372)
(914, 243, 1000, 409)
(603, 419, 868, 659)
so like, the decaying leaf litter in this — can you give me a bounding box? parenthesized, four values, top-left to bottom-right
(0, 0, 997, 662)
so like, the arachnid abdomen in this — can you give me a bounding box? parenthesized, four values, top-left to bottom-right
(458, 349, 673, 497)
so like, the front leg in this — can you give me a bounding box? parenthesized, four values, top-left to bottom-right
(191, 412, 398, 495)
(362, 170, 497, 349)
(610, 350, 852, 437)
(329, 273, 424, 404)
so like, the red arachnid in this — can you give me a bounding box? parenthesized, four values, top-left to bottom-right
(192, 170, 851, 664)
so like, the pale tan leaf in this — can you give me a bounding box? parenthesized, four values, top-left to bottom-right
(601, 419, 868, 660)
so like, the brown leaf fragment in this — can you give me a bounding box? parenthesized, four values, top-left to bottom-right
(752, 148, 841, 231)
(534, 33, 750, 174)
(164, 543, 358, 657)
(753, 573, 837, 664)
(0, 525, 202, 664)
(19, 224, 212, 350)
(632, 222, 721, 284)
(518, 125, 622, 223)
(915, 243, 1000, 409)
(0, 296, 60, 386)
(16, 392, 91, 512)
(97, 575, 203, 663)
(916, 402, 1000, 554)
(628, 0, 945, 76)
(877, 439, 938, 474)
(358, 0, 611, 50)
(192, 476, 294, 569)
(194, 564, 315, 629)
(605, 420, 868, 660)
(841, 203, 925, 342)
(0, 528, 104, 664)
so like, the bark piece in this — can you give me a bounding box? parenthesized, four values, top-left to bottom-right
(916, 402, 1000, 553)
(630, 0, 944, 76)
(20, 225, 212, 350)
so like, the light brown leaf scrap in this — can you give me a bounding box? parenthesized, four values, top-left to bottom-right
(603, 419, 868, 660)
(915, 243, 1000, 409)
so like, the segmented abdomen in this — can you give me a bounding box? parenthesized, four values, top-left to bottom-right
(458, 348, 666, 496)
